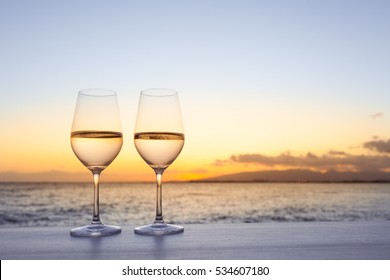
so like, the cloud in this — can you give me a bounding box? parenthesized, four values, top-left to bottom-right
(217, 151, 390, 172)
(370, 112, 383, 119)
(328, 150, 348, 156)
(364, 139, 390, 154)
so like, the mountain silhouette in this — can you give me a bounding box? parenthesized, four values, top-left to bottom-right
(197, 169, 390, 182)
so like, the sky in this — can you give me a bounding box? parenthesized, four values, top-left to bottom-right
(0, 0, 389, 182)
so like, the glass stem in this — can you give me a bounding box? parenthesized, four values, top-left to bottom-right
(91, 171, 102, 225)
(154, 171, 165, 224)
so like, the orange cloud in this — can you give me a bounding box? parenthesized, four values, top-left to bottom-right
(216, 151, 390, 173)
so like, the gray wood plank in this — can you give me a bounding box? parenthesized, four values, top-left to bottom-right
(0, 221, 389, 260)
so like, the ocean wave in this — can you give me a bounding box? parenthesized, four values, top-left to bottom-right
(1, 182, 389, 227)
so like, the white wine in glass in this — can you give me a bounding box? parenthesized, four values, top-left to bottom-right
(70, 89, 123, 237)
(134, 88, 185, 235)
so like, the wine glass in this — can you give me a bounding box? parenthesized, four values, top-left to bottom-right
(70, 89, 123, 237)
(134, 88, 185, 235)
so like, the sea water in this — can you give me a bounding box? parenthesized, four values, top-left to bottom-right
(0, 182, 389, 227)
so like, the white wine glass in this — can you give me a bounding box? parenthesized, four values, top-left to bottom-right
(70, 89, 123, 237)
(134, 88, 185, 235)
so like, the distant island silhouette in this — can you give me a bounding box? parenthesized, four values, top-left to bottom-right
(195, 169, 390, 183)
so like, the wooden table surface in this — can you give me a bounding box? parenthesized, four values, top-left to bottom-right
(0, 221, 389, 260)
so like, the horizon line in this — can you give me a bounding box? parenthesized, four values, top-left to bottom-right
(1, 179, 390, 184)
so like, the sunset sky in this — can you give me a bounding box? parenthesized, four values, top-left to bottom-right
(1, 0, 389, 182)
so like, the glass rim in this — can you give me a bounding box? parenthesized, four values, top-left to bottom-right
(79, 88, 117, 97)
(140, 88, 178, 97)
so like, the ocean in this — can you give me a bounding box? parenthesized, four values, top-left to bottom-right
(1, 182, 389, 227)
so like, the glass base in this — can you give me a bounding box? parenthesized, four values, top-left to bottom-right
(70, 223, 121, 237)
(134, 222, 184, 236)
